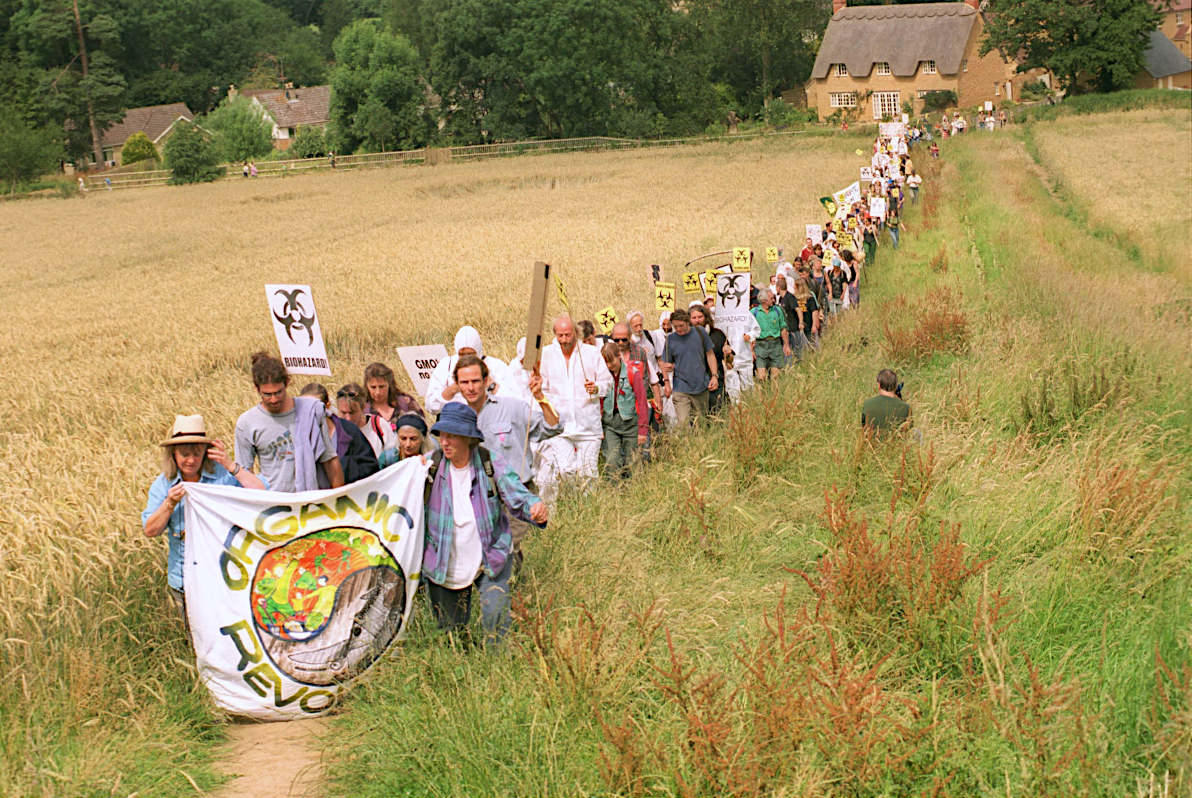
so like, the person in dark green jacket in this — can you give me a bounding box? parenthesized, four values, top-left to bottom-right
(861, 369, 911, 434)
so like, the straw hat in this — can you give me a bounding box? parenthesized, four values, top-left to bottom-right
(160, 414, 214, 446)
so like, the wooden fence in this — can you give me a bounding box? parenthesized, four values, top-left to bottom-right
(81, 129, 808, 191)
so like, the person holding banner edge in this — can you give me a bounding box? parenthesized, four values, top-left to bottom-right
(142, 415, 266, 626)
(422, 403, 548, 647)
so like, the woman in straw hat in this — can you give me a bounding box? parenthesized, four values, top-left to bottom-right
(141, 415, 266, 625)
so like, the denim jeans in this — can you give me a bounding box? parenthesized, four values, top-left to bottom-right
(888, 226, 900, 249)
(426, 554, 513, 647)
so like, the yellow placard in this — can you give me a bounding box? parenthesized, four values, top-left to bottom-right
(683, 271, 701, 294)
(554, 275, 569, 311)
(703, 270, 719, 296)
(596, 306, 618, 334)
(654, 281, 676, 311)
(732, 247, 752, 272)
(765, 246, 779, 264)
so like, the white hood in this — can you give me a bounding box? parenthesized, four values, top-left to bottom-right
(453, 325, 484, 358)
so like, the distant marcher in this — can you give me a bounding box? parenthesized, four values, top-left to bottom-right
(774, 276, 800, 364)
(689, 305, 731, 411)
(142, 415, 265, 625)
(749, 288, 791, 381)
(827, 263, 847, 315)
(886, 208, 905, 249)
(234, 352, 344, 492)
(249, 161, 258, 177)
(790, 277, 820, 359)
(424, 326, 512, 416)
(337, 382, 397, 465)
(242, 162, 250, 178)
(863, 220, 879, 265)
(907, 170, 922, 204)
(862, 369, 912, 434)
(364, 361, 424, 434)
(842, 250, 860, 308)
(396, 413, 430, 460)
(300, 383, 379, 485)
(661, 308, 719, 425)
(422, 403, 548, 647)
(930, 141, 940, 159)
(600, 342, 649, 480)
(625, 312, 664, 414)
(998, 109, 1007, 128)
(537, 315, 614, 499)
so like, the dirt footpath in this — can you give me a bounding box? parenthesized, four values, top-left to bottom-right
(210, 716, 328, 798)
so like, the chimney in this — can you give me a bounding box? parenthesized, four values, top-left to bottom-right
(834, 0, 847, 13)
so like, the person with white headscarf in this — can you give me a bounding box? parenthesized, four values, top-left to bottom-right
(424, 325, 512, 415)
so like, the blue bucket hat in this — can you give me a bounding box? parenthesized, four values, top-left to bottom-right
(431, 403, 483, 440)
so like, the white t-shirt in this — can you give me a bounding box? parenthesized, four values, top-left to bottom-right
(443, 463, 484, 589)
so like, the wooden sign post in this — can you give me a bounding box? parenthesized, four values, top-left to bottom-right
(524, 261, 551, 373)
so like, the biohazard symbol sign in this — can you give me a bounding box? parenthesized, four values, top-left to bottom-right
(272, 287, 317, 345)
(654, 281, 676, 311)
(683, 272, 701, 294)
(765, 246, 779, 264)
(596, 306, 618, 334)
(732, 247, 752, 273)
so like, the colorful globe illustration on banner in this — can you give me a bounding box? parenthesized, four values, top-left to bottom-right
(249, 527, 406, 686)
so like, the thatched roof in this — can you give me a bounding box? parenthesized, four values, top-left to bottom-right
(1142, 29, 1192, 78)
(810, 2, 977, 80)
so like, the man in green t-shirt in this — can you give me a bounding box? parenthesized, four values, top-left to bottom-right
(861, 368, 911, 433)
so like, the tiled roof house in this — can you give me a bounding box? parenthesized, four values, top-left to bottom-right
(98, 102, 194, 165)
(240, 85, 331, 151)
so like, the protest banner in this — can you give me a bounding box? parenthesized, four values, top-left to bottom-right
(879, 121, 906, 139)
(654, 281, 676, 311)
(683, 271, 701, 294)
(869, 197, 887, 220)
(806, 224, 823, 246)
(732, 247, 752, 272)
(860, 166, 873, 182)
(984, 101, 993, 112)
(596, 306, 619, 334)
(265, 284, 331, 376)
(184, 461, 427, 720)
(396, 344, 450, 398)
(833, 181, 861, 211)
(818, 196, 837, 217)
(765, 246, 779, 264)
(523, 261, 552, 372)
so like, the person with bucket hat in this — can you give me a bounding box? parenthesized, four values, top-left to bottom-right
(142, 415, 266, 625)
(422, 403, 548, 647)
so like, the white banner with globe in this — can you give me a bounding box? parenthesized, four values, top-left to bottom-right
(183, 458, 428, 720)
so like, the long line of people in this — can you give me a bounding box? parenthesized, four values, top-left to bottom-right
(143, 126, 924, 646)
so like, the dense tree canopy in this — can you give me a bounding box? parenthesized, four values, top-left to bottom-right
(0, 0, 842, 160)
(980, 0, 1162, 94)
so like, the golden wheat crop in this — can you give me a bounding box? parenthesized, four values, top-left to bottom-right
(0, 135, 861, 788)
(1031, 108, 1192, 280)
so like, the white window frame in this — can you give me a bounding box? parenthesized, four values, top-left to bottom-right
(875, 62, 891, 76)
(829, 92, 858, 108)
(922, 60, 937, 74)
(1176, 11, 1184, 25)
(832, 63, 849, 77)
(872, 91, 900, 120)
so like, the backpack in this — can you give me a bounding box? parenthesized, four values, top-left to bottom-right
(423, 447, 500, 508)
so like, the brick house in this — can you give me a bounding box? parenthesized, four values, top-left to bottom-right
(1135, 29, 1192, 89)
(98, 102, 194, 166)
(1155, 0, 1191, 58)
(240, 85, 331, 151)
(804, 0, 1043, 121)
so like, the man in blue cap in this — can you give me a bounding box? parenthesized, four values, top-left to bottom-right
(422, 403, 549, 646)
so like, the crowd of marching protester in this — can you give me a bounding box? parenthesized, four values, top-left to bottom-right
(143, 126, 921, 646)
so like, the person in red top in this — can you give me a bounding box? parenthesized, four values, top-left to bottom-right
(799, 237, 815, 263)
(600, 337, 649, 480)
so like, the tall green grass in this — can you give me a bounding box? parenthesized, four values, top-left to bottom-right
(326, 129, 1190, 796)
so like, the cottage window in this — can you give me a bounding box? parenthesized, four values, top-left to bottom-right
(922, 60, 937, 74)
(829, 92, 858, 108)
(832, 63, 849, 77)
(962, 59, 968, 72)
(875, 62, 891, 76)
(1176, 11, 1184, 25)
(872, 91, 900, 120)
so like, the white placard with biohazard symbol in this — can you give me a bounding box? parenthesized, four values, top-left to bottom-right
(184, 459, 428, 719)
(265, 284, 331, 375)
(714, 272, 753, 327)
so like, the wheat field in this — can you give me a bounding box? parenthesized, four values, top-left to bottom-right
(0, 134, 859, 792)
